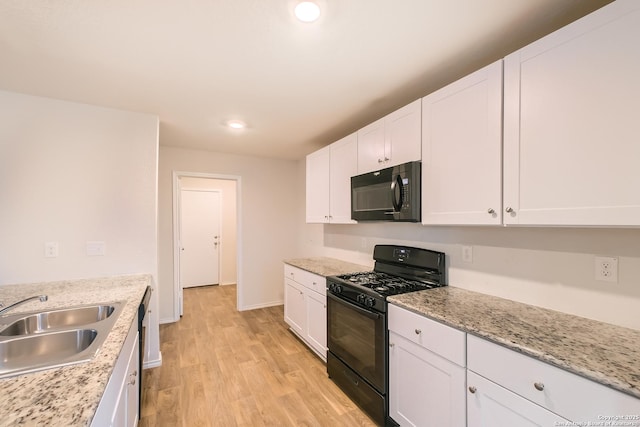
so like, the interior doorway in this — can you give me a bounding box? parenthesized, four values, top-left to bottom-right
(172, 172, 241, 319)
(179, 188, 221, 289)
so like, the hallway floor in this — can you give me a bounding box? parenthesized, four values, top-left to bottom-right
(139, 284, 376, 426)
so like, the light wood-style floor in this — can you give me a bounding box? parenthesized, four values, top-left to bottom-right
(139, 285, 376, 426)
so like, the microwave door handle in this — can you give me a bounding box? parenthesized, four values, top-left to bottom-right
(391, 175, 403, 212)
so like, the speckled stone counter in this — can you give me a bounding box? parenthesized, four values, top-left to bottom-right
(388, 286, 640, 400)
(0, 274, 150, 426)
(284, 257, 370, 277)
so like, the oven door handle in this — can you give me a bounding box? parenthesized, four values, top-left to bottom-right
(327, 293, 381, 320)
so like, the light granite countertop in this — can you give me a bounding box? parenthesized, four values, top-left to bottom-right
(284, 257, 371, 277)
(388, 286, 640, 400)
(0, 274, 150, 426)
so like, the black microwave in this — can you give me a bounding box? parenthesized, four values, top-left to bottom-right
(351, 161, 421, 222)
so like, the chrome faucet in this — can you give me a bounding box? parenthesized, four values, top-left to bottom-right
(0, 295, 48, 315)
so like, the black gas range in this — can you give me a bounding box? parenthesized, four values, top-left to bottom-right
(326, 245, 446, 426)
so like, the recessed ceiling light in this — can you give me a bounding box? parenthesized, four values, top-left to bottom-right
(295, 1, 320, 23)
(226, 120, 247, 129)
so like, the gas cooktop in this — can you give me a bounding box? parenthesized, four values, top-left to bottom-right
(335, 271, 441, 297)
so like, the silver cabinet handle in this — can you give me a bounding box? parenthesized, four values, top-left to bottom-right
(378, 158, 384, 163)
(534, 382, 545, 391)
(384, 157, 389, 161)
(505, 207, 514, 213)
(414, 329, 421, 335)
(468, 386, 477, 394)
(487, 208, 495, 214)
(389, 343, 395, 348)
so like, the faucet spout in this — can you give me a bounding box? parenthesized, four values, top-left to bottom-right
(0, 295, 48, 315)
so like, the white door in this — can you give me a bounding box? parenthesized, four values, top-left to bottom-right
(180, 189, 221, 289)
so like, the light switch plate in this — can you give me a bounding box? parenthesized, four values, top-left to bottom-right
(86, 241, 106, 256)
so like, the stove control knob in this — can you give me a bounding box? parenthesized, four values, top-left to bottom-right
(356, 294, 366, 304)
(365, 297, 376, 308)
(334, 285, 343, 294)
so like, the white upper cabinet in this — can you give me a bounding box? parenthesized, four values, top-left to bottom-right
(305, 145, 331, 223)
(357, 100, 421, 173)
(503, 0, 640, 226)
(306, 133, 357, 224)
(329, 133, 358, 223)
(422, 60, 503, 225)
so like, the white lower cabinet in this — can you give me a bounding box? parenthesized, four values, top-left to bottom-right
(283, 264, 327, 360)
(387, 307, 640, 427)
(467, 334, 640, 425)
(284, 278, 305, 337)
(92, 320, 140, 427)
(467, 370, 568, 427)
(388, 305, 466, 427)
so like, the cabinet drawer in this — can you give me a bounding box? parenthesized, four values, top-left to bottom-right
(388, 304, 465, 366)
(284, 265, 325, 296)
(467, 334, 640, 422)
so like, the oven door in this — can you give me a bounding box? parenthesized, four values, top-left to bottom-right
(327, 292, 386, 392)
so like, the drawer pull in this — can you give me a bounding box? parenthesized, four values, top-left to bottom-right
(468, 386, 477, 394)
(389, 343, 395, 348)
(534, 382, 545, 391)
(414, 329, 422, 335)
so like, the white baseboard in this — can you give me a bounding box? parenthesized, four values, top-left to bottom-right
(160, 316, 178, 324)
(239, 300, 283, 311)
(143, 351, 162, 369)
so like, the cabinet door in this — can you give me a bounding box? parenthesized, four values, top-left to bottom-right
(305, 146, 330, 223)
(503, 0, 640, 226)
(389, 332, 466, 427)
(422, 61, 502, 225)
(284, 278, 305, 336)
(305, 290, 327, 360)
(357, 117, 386, 174)
(467, 371, 568, 427)
(385, 99, 421, 168)
(329, 133, 358, 224)
(126, 335, 140, 427)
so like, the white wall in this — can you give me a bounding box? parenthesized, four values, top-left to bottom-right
(180, 177, 237, 285)
(0, 90, 161, 363)
(296, 162, 640, 331)
(158, 146, 299, 322)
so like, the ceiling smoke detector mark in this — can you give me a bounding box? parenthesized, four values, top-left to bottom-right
(595, 256, 618, 283)
(462, 245, 473, 263)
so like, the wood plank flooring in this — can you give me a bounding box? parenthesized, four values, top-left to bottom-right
(140, 285, 376, 427)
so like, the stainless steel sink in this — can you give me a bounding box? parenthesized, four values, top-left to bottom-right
(0, 301, 124, 379)
(0, 329, 98, 377)
(0, 305, 115, 336)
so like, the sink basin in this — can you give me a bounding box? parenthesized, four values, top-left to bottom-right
(0, 329, 98, 378)
(0, 301, 124, 379)
(0, 305, 115, 336)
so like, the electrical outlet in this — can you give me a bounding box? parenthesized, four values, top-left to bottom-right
(462, 245, 473, 263)
(45, 241, 59, 258)
(595, 256, 618, 283)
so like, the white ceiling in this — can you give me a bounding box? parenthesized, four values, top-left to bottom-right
(0, 0, 612, 160)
